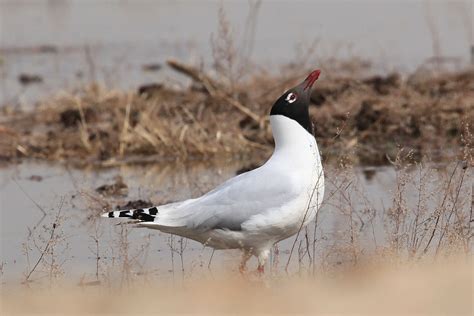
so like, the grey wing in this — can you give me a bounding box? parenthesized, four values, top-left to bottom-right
(153, 167, 300, 231)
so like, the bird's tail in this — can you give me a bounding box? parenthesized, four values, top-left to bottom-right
(101, 206, 159, 222)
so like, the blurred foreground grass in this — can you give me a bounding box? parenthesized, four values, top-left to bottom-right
(2, 256, 472, 315)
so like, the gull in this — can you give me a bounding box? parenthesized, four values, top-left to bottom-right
(102, 70, 325, 274)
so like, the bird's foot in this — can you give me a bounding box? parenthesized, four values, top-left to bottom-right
(239, 264, 247, 275)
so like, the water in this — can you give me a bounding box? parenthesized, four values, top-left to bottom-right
(1, 160, 244, 284)
(1, 159, 469, 285)
(1, 0, 471, 106)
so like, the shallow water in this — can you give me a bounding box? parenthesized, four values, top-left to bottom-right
(1, 159, 469, 285)
(1, 0, 470, 106)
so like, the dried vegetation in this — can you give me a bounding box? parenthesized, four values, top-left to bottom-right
(0, 64, 472, 167)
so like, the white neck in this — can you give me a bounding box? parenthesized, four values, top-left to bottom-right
(270, 115, 315, 151)
(269, 115, 325, 226)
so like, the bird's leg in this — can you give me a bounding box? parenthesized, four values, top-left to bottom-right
(239, 250, 252, 274)
(256, 249, 270, 275)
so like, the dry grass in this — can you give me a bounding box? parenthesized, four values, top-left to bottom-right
(0, 64, 472, 167)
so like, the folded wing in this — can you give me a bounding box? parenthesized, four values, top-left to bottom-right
(146, 166, 300, 232)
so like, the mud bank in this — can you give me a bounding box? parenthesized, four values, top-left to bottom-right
(1, 61, 472, 167)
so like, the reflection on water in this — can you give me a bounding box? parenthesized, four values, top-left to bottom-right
(1, 159, 470, 285)
(1, 0, 470, 105)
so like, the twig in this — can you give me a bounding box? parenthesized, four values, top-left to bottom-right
(167, 59, 218, 92)
(13, 178, 46, 215)
(84, 44, 97, 82)
(435, 166, 467, 256)
(304, 227, 312, 265)
(332, 112, 350, 140)
(237, 0, 262, 77)
(207, 249, 215, 271)
(25, 197, 65, 282)
(285, 170, 323, 273)
(468, 182, 473, 249)
(311, 210, 319, 276)
(422, 162, 459, 254)
(167, 59, 262, 124)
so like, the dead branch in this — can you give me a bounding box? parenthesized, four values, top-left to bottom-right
(166, 59, 262, 124)
(167, 59, 219, 93)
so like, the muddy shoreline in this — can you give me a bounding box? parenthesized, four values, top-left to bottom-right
(1, 61, 472, 168)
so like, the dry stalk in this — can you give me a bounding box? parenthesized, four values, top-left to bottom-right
(167, 235, 188, 281)
(24, 197, 65, 283)
(119, 94, 132, 157)
(211, 3, 237, 89)
(236, 0, 262, 79)
(88, 220, 103, 282)
(422, 163, 459, 254)
(83, 44, 97, 82)
(13, 178, 46, 216)
(285, 168, 324, 273)
(207, 249, 215, 271)
(423, 1, 442, 71)
(469, 183, 473, 249)
(435, 166, 468, 256)
(74, 97, 92, 152)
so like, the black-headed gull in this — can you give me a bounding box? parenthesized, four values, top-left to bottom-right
(103, 70, 325, 273)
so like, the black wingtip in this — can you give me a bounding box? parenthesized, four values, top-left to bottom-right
(132, 209, 155, 221)
(149, 207, 158, 215)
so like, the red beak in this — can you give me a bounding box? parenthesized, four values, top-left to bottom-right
(303, 69, 321, 91)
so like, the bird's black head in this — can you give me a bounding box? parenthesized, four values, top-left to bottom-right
(270, 69, 321, 134)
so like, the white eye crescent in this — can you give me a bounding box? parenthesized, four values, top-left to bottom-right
(285, 92, 297, 104)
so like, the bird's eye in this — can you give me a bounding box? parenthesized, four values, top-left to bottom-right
(285, 92, 297, 104)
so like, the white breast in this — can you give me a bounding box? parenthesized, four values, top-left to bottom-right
(241, 115, 325, 239)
